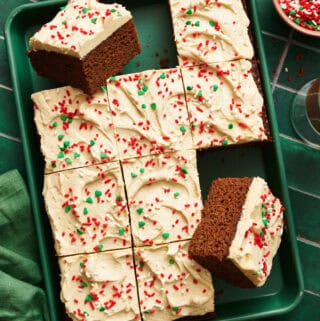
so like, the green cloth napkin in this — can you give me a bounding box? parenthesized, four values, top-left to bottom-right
(0, 170, 49, 321)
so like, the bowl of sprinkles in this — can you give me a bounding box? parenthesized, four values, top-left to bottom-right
(273, 0, 320, 37)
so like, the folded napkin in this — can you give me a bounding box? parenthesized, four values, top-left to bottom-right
(0, 170, 49, 321)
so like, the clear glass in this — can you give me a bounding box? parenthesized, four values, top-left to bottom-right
(291, 77, 320, 148)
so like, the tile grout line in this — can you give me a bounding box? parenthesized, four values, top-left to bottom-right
(261, 30, 289, 42)
(274, 83, 299, 94)
(291, 39, 320, 54)
(271, 29, 294, 92)
(0, 132, 21, 143)
(289, 185, 320, 200)
(0, 84, 13, 91)
(297, 236, 320, 249)
(279, 133, 320, 150)
(304, 289, 320, 298)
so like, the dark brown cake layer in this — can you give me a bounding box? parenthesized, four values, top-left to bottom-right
(189, 177, 256, 288)
(28, 19, 141, 95)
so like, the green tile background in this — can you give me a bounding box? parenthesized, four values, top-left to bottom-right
(0, 0, 319, 321)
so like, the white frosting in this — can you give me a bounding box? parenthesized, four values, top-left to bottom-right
(31, 86, 118, 173)
(181, 60, 267, 149)
(107, 68, 193, 160)
(122, 150, 202, 247)
(228, 177, 284, 286)
(43, 162, 131, 256)
(29, 0, 132, 58)
(135, 241, 214, 320)
(169, 0, 254, 66)
(59, 249, 141, 321)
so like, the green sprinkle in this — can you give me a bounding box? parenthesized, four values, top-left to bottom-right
(99, 307, 106, 312)
(90, 140, 95, 146)
(221, 139, 228, 146)
(100, 152, 107, 159)
(60, 6, 66, 10)
(294, 17, 300, 25)
(169, 259, 175, 265)
(101, 85, 107, 92)
(98, 244, 103, 251)
(263, 218, 269, 227)
(139, 261, 145, 268)
(228, 123, 234, 129)
(64, 141, 70, 148)
(138, 90, 145, 96)
(209, 20, 215, 27)
(197, 90, 203, 97)
(150, 103, 157, 110)
(51, 162, 57, 168)
(289, 9, 295, 16)
(83, 207, 88, 215)
(131, 172, 138, 178)
(80, 281, 88, 287)
(60, 115, 67, 121)
(162, 232, 170, 239)
(58, 134, 64, 140)
(160, 73, 166, 79)
(144, 310, 150, 314)
(77, 228, 84, 235)
(52, 121, 58, 128)
(80, 261, 85, 267)
(111, 8, 117, 12)
(83, 311, 89, 317)
(86, 197, 93, 204)
(141, 104, 147, 109)
(138, 221, 145, 228)
(180, 126, 187, 133)
(213, 84, 219, 92)
(172, 306, 179, 311)
(74, 152, 80, 158)
(260, 231, 265, 237)
(65, 205, 71, 213)
(186, 8, 193, 14)
(118, 228, 125, 235)
(67, 118, 73, 124)
(91, 17, 97, 23)
(181, 167, 188, 174)
(195, 20, 200, 27)
(85, 294, 92, 302)
(61, 19, 67, 25)
(116, 195, 122, 201)
(109, 76, 117, 81)
(142, 85, 149, 92)
(186, 85, 193, 91)
(83, 7, 88, 14)
(58, 151, 64, 159)
(139, 168, 145, 173)
(65, 158, 72, 164)
(186, 20, 192, 25)
(137, 208, 143, 215)
(95, 190, 102, 197)
(174, 192, 180, 198)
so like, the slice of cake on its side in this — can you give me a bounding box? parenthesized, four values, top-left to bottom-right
(32, 86, 118, 173)
(43, 162, 131, 256)
(189, 177, 285, 288)
(169, 0, 254, 67)
(121, 150, 202, 247)
(59, 248, 141, 321)
(28, 0, 141, 95)
(107, 68, 193, 160)
(134, 241, 214, 321)
(181, 60, 269, 149)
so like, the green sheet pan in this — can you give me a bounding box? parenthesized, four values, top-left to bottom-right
(5, 1, 304, 320)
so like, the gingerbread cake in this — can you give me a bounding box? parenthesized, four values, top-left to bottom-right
(59, 248, 141, 321)
(28, 0, 141, 95)
(106, 68, 193, 160)
(121, 150, 202, 247)
(134, 241, 214, 321)
(31, 86, 118, 173)
(169, 0, 254, 67)
(189, 177, 285, 288)
(43, 162, 131, 256)
(181, 60, 269, 149)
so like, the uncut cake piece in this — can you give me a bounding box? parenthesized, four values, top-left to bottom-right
(134, 241, 214, 321)
(189, 177, 285, 288)
(29, 0, 141, 95)
(181, 60, 269, 149)
(32, 86, 118, 173)
(169, 0, 254, 67)
(59, 248, 141, 321)
(107, 68, 193, 160)
(122, 150, 202, 247)
(43, 162, 131, 256)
